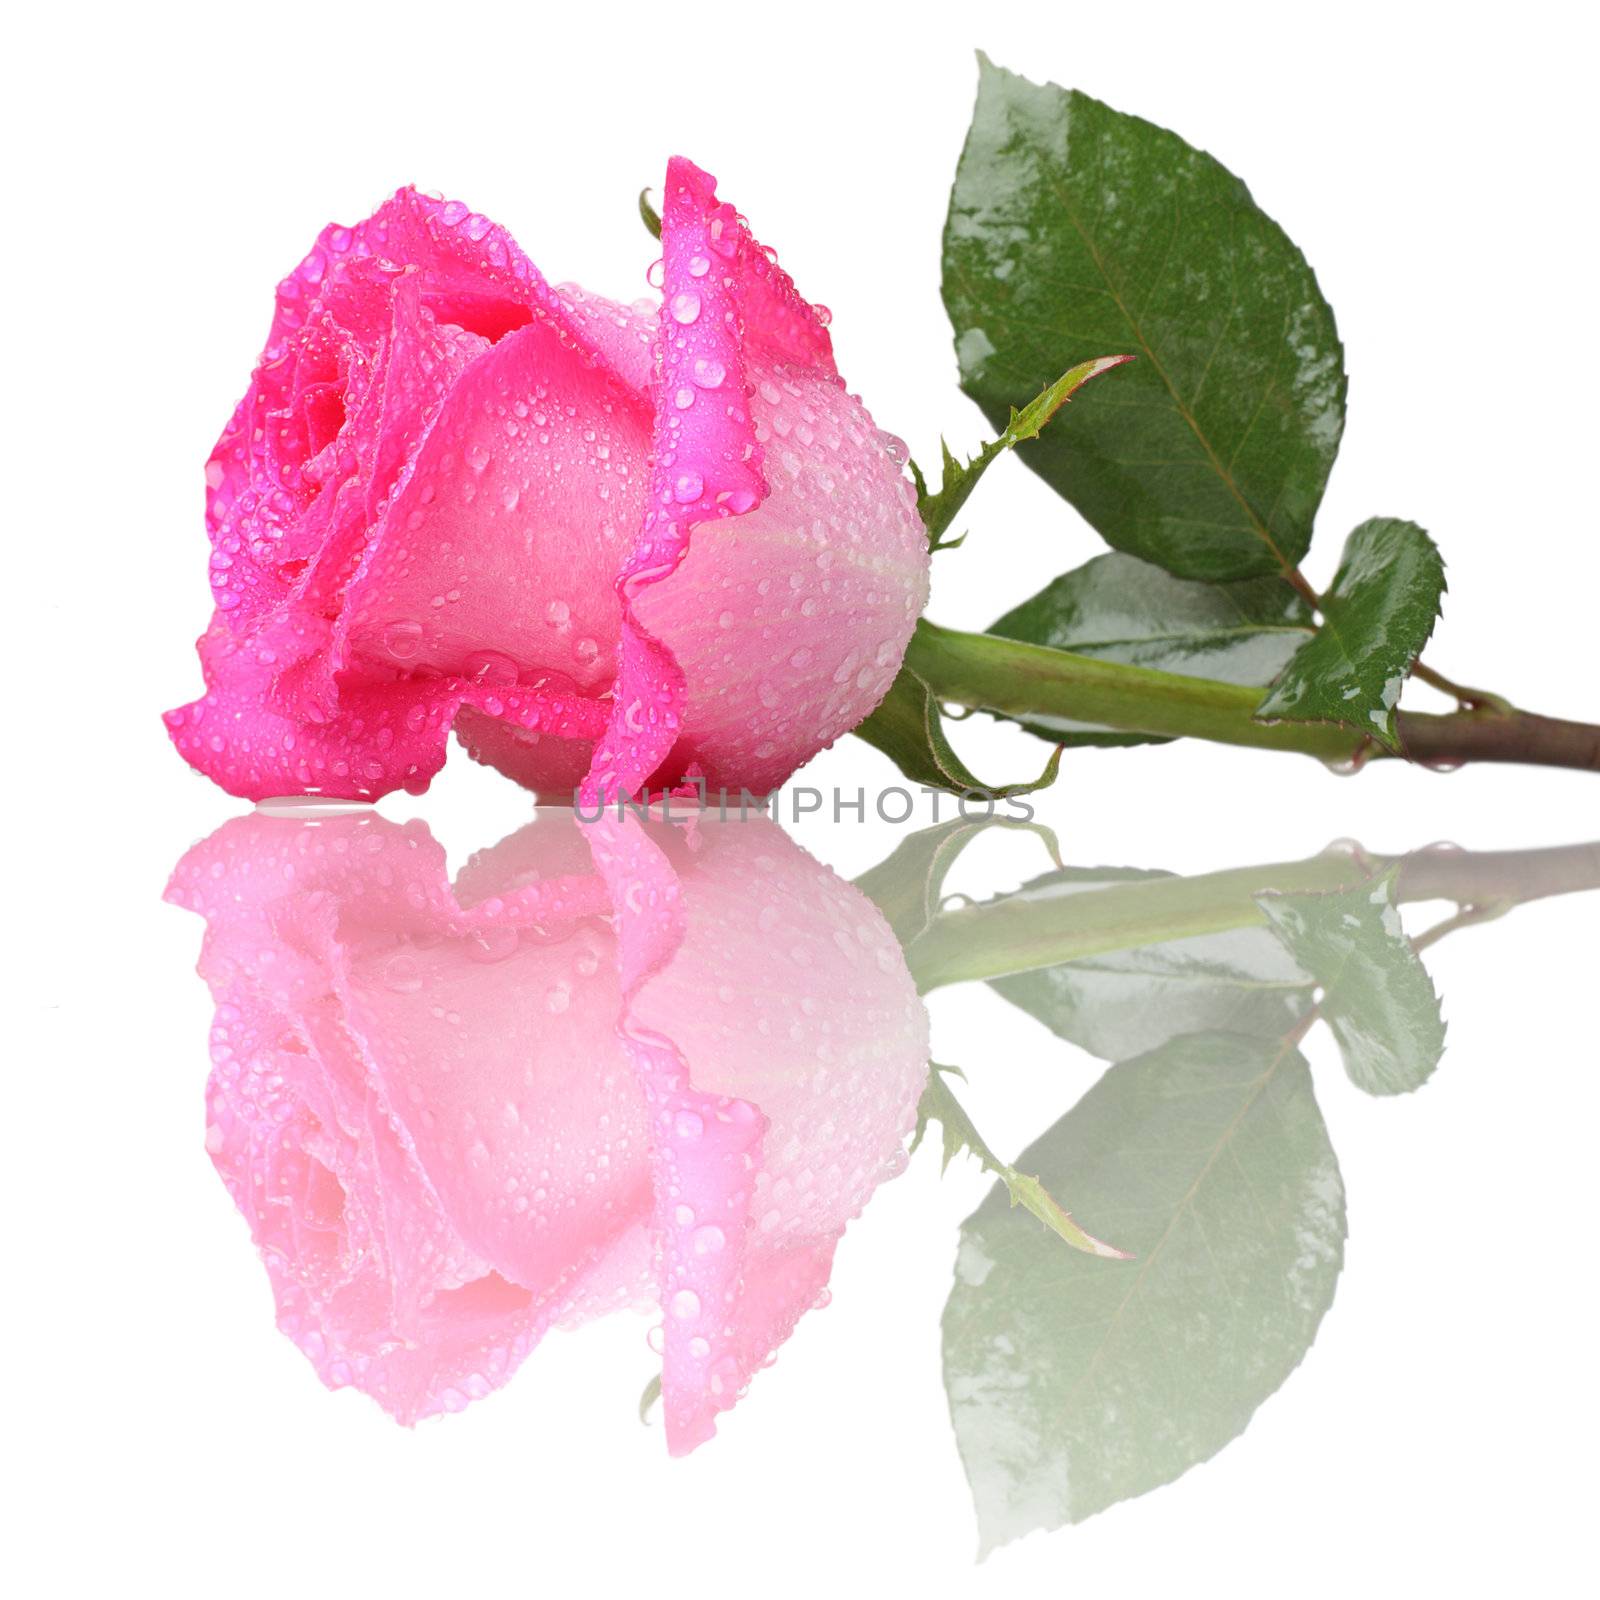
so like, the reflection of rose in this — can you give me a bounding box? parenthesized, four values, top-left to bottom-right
(167, 809, 927, 1451)
(164, 160, 929, 805)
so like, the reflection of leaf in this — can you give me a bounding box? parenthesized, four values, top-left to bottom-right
(991, 553, 1315, 748)
(853, 817, 1061, 950)
(943, 57, 1345, 582)
(992, 922, 1313, 1059)
(943, 1032, 1345, 1551)
(914, 1064, 1128, 1259)
(638, 1373, 661, 1423)
(1258, 872, 1447, 1095)
(853, 662, 1063, 797)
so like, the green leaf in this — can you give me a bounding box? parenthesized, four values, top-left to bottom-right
(913, 1064, 1128, 1259)
(638, 187, 661, 239)
(1255, 518, 1447, 751)
(917, 356, 1131, 549)
(942, 1032, 1345, 1549)
(853, 664, 1063, 796)
(943, 55, 1345, 582)
(992, 918, 1314, 1060)
(990, 552, 1316, 746)
(1258, 871, 1447, 1094)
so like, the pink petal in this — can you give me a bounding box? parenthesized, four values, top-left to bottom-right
(171, 808, 927, 1442)
(167, 812, 648, 1423)
(164, 619, 608, 801)
(580, 160, 771, 803)
(581, 158, 929, 802)
(176, 176, 928, 804)
(587, 811, 929, 1453)
(175, 188, 640, 802)
(334, 311, 649, 701)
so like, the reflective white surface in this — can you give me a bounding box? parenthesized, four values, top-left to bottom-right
(14, 0, 1599, 1593)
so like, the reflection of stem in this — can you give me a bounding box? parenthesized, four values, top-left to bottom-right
(1408, 900, 1514, 954)
(907, 621, 1600, 773)
(908, 841, 1600, 991)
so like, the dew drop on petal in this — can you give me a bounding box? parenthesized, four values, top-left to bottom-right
(383, 620, 424, 661)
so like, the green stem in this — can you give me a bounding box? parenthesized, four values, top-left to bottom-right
(906, 620, 1600, 773)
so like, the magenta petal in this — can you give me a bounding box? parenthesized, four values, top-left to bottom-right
(581, 160, 772, 803)
(174, 187, 640, 802)
(335, 312, 649, 695)
(164, 618, 608, 801)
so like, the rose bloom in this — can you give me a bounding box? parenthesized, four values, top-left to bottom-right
(166, 807, 929, 1453)
(165, 160, 929, 803)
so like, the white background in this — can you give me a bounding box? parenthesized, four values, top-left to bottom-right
(10, 1, 1598, 1595)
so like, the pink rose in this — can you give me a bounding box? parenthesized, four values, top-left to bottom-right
(165, 162, 929, 803)
(166, 807, 928, 1452)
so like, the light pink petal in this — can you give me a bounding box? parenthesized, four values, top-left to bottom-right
(588, 811, 930, 1452)
(170, 807, 927, 1445)
(167, 816, 536, 1422)
(167, 813, 650, 1423)
(584, 812, 769, 1453)
(637, 362, 929, 792)
(552, 282, 660, 392)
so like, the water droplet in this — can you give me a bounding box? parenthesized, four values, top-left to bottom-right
(383, 954, 423, 993)
(467, 926, 519, 964)
(673, 471, 704, 502)
(692, 1224, 726, 1255)
(692, 357, 725, 389)
(464, 649, 518, 688)
(669, 1289, 701, 1320)
(875, 429, 910, 466)
(383, 620, 424, 660)
(670, 292, 701, 324)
